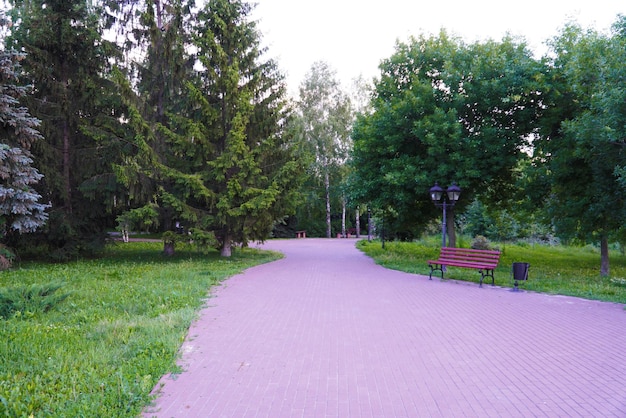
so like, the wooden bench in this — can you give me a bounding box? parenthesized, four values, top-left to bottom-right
(295, 230, 306, 239)
(428, 247, 501, 286)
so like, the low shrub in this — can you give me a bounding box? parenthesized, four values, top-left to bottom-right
(0, 244, 15, 270)
(471, 235, 491, 250)
(0, 283, 69, 319)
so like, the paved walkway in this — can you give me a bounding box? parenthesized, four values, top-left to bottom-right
(144, 238, 626, 417)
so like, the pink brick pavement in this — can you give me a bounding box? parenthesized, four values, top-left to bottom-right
(144, 238, 626, 417)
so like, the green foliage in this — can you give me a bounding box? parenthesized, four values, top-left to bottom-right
(531, 18, 626, 275)
(21, 211, 108, 262)
(161, 230, 181, 245)
(0, 282, 69, 319)
(6, 0, 126, 256)
(160, 229, 218, 255)
(116, 203, 160, 234)
(115, 0, 302, 257)
(357, 239, 626, 303)
(0, 243, 14, 270)
(460, 196, 558, 245)
(349, 31, 544, 238)
(461, 199, 491, 238)
(470, 235, 491, 250)
(294, 61, 353, 237)
(187, 228, 217, 253)
(0, 47, 48, 241)
(0, 241, 281, 417)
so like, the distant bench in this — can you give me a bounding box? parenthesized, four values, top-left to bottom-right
(295, 230, 306, 239)
(427, 247, 501, 287)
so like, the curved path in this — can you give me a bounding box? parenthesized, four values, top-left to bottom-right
(144, 238, 626, 417)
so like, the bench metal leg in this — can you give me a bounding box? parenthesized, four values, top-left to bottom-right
(429, 264, 444, 280)
(479, 269, 495, 287)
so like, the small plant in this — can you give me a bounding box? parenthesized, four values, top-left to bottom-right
(610, 277, 626, 287)
(162, 230, 178, 256)
(0, 283, 70, 319)
(471, 235, 491, 250)
(189, 228, 217, 253)
(0, 244, 15, 270)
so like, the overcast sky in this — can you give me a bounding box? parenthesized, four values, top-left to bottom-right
(251, 0, 625, 95)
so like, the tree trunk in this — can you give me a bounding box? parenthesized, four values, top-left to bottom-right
(63, 119, 72, 213)
(600, 235, 609, 277)
(325, 169, 331, 238)
(341, 195, 346, 237)
(446, 207, 456, 248)
(355, 208, 360, 238)
(221, 235, 232, 257)
(163, 241, 175, 256)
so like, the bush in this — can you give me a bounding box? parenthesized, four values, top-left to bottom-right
(0, 244, 15, 270)
(188, 228, 217, 253)
(471, 235, 491, 250)
(0, 283, 69, 319)
(116, 203, 161, 235)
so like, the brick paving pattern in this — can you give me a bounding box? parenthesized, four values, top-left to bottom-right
(144, 238, 626, 417)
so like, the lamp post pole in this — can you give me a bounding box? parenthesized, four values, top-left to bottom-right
(429, 182, 462, 248)
(441, 200, 448, 248)
(367, 208, 372, 242)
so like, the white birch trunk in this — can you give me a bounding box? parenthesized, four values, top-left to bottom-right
(341, 195, 346, 238)
(325, 169, 331, 238)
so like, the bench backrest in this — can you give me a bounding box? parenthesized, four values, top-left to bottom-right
(439, 247, 501, 267)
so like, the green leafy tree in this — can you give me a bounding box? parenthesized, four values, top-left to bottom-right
(296, 61, 352, 238)
(350, 31, 543, 245)
(0, 45, 48, 249)
(539, 18, 626, 276)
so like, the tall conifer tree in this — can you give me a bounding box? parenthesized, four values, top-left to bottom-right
(6, 0, 124, 258)
(0, 41, 48, 249)
(192, 0, 301, 255)
(116, 0, 302, 256)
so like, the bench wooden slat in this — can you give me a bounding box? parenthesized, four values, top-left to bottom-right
(432, 260, 497, 269)
(431, 261, 498, 269)
(434, 253, 499, 261)
(428, 247, 501, 286)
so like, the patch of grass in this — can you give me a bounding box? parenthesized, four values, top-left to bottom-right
(357, 239, 626, 305)
(0, 242, 281, 417)
(0, 282, 69, 319)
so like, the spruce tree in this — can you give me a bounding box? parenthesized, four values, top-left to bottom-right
(112, 0, 205, 244)
(0, 46, 48, 248)
(116, 0, 302, 256)
(6, 0, 124, 258)
(189, 0, 301, 255)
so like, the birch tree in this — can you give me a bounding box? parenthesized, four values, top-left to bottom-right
(297, 61, 352, 238)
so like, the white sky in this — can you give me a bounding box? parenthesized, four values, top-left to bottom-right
(252, 0, 625, 95)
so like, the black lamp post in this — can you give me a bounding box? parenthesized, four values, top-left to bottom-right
(367, 208, 372, 242)
(430, 182, 461, 248)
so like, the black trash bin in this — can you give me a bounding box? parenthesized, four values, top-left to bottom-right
(512, 262, 530, 291)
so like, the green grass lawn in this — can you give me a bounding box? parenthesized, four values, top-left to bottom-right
(357, 239, 626, 305)
(0, 242, 281, 417)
